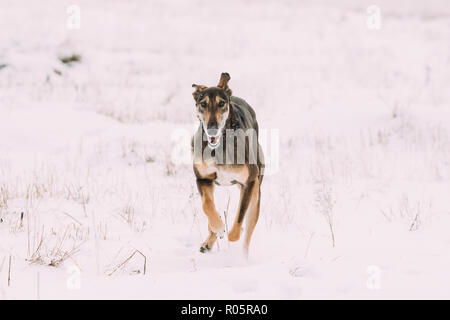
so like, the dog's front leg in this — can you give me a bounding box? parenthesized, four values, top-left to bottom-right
(196, 179, 225, 252)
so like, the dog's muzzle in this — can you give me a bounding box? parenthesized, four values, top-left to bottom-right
(206, 128, 221, 149)
(207, 135, 220, 149)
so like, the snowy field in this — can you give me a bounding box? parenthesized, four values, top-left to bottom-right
(1, 0, 450, 299)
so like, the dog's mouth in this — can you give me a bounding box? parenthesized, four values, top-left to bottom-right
(207, 135, 220, 149)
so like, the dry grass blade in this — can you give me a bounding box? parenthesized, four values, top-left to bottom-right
(59, 54, 81, 65)
(108, 250, 147, 276)
(8, 255, 11, 287)
(49, 240, 86, 267)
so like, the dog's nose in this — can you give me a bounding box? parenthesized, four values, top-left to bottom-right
(206, 127, 218, 137)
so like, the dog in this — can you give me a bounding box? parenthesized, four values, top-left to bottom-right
(191, 73, 264, 255)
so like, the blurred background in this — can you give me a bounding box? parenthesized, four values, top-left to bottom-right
(0, 0, 449, 299)
(1, 0, 449, 124)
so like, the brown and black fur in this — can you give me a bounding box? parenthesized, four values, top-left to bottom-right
(191, 73, 264, 256)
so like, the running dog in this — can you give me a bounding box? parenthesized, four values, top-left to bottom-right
(191, 73, 264, 255)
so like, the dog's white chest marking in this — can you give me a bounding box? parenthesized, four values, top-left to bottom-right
(215, 167, 242, 186)
(200, 160, 245, 186)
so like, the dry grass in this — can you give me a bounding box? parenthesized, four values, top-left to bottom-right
(107, 249, 147, 276)
(59, 54, 81, 65)
(27, 222, 87, 267)
(314, 181, 336, 248)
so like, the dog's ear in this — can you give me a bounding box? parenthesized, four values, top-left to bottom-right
(192, 84, 207, 101)
(217, 72, 232, 97)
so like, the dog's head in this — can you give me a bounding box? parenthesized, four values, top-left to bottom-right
(192, 73, 233, 149)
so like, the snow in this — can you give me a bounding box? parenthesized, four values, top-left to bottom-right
(1, 0, 450, 299)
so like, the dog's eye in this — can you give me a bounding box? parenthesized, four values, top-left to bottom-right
(218, 101, 225, 107)
(200, 101, 207, 108)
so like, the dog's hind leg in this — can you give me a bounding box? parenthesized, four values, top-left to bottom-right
(243, 177, 261, 256)
(228, 178, 258, 242)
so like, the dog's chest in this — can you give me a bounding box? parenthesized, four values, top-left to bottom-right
(202, 160, 244, 186)
(216, 168, 242, 186)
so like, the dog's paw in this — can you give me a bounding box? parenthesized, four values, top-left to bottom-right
(199, 244, 211, 253)
(210, 222, 225, 239)
(228, 227, 241, 242)
(212, 226, 225, 239)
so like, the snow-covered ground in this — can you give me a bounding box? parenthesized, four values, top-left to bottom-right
(1, 0, 450, 299)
